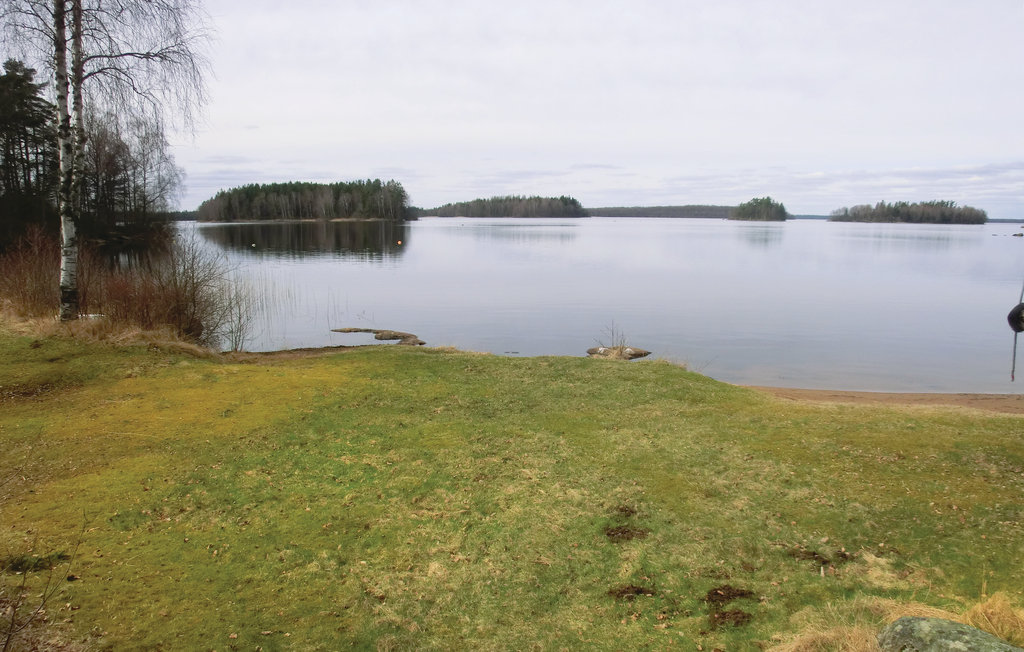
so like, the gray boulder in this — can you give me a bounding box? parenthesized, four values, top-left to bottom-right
(878, 617, 1023, 651)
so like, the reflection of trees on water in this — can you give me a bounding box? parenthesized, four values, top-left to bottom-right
(450, 223, 578, 246)
(736, 225, 784, 248)
(84, 226, 175, 271)
(470, 230, 577, 246)
(197, 221, 410, 260)
(847, 231, 958, 253)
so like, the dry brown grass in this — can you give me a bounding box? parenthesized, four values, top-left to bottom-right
(769, 593, 1024, 651)
(964, 593, 1024, 646)
(0, 309, 217, 358)
(769, 625, 880, 652)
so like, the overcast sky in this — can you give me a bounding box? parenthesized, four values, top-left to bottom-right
(169, 1, 1024, 218)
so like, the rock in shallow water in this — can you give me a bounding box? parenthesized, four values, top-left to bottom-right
(586, 345, 651, 360)
(331, 327, 425, 346)
(877, 617, 1023, 652)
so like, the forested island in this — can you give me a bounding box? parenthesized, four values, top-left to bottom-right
(414, 195, 588, 218)
(586, 205, 732, 218)
(829, 201, 986, 224)
(729, 196, 789, 221)
(196, 180, 411, 222)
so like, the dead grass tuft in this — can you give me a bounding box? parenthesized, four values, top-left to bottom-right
(768, 625, 879, 652)
(0, 310, 217, 358)
(964, 593, 1024, 646)
(102, 325, 218, 358)
(771, 593, 1024, 651)
(869, 598, 959, 623)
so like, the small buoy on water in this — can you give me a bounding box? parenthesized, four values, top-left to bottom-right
(251, 243, 256, 247)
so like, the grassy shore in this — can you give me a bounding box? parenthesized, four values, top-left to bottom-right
(1, 326, 1022, 650)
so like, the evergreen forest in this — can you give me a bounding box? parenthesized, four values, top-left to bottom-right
(196, 180, 411, 222)
(1, 59, 183, 249)
(729, 196, 789, 221)
(416, 195, 588, 218)
(587, 205, 732, 218)
(829, 200, 987, 224)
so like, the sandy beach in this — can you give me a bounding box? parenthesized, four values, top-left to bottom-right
(750, 386, 1024, 415)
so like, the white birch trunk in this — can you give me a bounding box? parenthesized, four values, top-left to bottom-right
(54, 0, 78, 321)
(71, 0, 85, 223)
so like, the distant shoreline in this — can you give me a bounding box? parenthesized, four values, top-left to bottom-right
(188, 214, 1024, 224)
(194, 216, 405, 224)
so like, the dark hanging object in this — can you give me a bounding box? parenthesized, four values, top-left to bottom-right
(1010, 303, 1024, 333)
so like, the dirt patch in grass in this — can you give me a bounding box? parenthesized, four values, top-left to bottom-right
(703, 585, 756, 630)
(1, 381, 57, 402)
(787, 545, 856, 567)
(788, 547, 831, 566)
(608, 585, 656, 601)
(710, 609, 752, 629)
(604, 525, 649, 542)
(222, 345, 359, 362)
(704, 585, 755, 606)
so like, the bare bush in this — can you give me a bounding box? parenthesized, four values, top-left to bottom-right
(0, 230, 253, 350)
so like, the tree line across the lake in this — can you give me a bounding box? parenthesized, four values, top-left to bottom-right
(587, 205, 732, 218)
(190, 190, 990, 224)
(591, 197, 987, 224)
(196, 180, 411, 222)
(829, 200, 987, 224)
(414, 195, 589, 218)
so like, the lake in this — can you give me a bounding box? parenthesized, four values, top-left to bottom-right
(189, 217, 1024, 394)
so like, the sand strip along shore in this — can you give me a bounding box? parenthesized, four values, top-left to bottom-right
(749, 386, 1024, 415)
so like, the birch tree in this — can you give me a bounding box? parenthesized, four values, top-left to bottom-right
(1, 0, 208, 319)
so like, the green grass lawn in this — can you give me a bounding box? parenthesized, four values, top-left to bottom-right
(1, 328, 1022, 650)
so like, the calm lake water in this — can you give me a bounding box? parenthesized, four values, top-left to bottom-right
(189, 218, 1024, 393)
